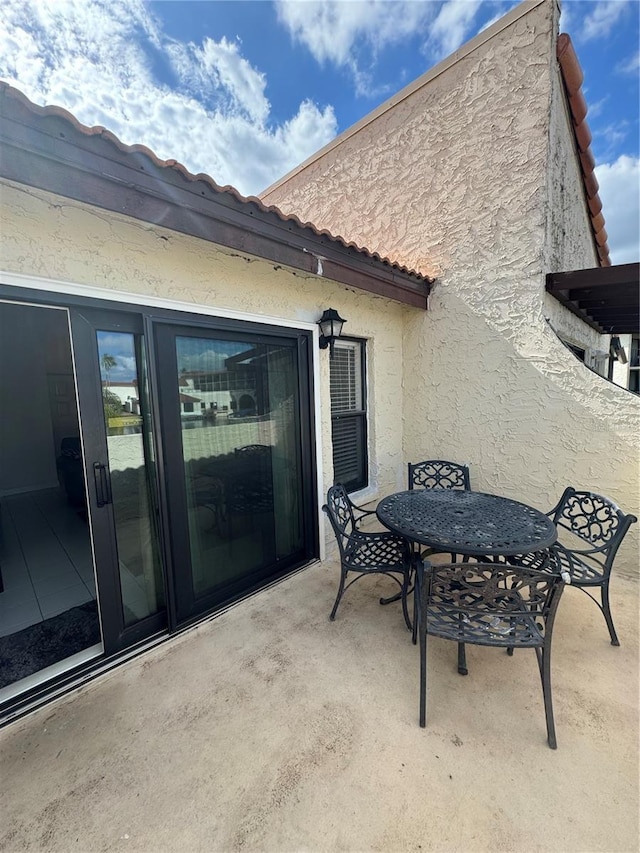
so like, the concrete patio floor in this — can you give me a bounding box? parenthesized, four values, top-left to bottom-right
(1, 557, 638, 852)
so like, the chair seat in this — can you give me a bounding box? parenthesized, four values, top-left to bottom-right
(426, 600, 544, 648)
(555, 549, 603, 585)
(345, 532, 408, 572)
(516, 547, 603, 585)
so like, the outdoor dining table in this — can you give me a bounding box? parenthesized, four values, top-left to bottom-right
(375, 489, 557, 558)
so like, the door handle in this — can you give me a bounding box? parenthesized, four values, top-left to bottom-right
(93, 462, 113, 507)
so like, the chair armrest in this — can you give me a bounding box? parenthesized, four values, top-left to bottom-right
(351, 503, 376, 519)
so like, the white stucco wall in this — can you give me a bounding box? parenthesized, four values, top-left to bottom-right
(0, 179, 409, 545)
(261, 0, 639, 575)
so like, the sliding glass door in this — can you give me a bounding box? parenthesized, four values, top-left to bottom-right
(154, 322, 315, 625)
(1, 288, 317, 711)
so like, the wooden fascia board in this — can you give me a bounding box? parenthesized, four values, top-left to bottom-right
(0, 113, 429, 308)
(546, 263, 640, 292)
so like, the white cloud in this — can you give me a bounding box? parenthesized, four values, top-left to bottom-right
(277, 0, 480, 95)
(616, 50, 640, 75)
(0, 0, 337, 196)
(595, 155, 640, 264)
(275, 1, 434, 67)
(428, 0, 483, 59)
(580, 0, 631, 41)
(275, 0, 487, 95)
(587, 96, 608, 119)
(166, 36, 270, 123)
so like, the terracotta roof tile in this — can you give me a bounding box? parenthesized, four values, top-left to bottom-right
(557, 33, 611, 267)
(0, 82, 428, 284)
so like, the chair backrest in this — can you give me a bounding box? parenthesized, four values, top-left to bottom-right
(408, 459, 471, 491)
(235, 444, 271, 457)
(550, 487, 637, 568)
(425, 561, 565, 644)
(322, 484, 356, 556)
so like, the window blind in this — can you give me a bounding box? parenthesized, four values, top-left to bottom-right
(330, 339, 367, 492)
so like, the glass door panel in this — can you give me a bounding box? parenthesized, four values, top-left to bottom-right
(96, 331, 164, 626)
(156, 324, 314, 624)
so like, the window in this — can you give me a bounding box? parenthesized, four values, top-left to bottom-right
(330, 338, 367, 492)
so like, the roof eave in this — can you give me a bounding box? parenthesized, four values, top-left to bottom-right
(0, 83, 431, 309)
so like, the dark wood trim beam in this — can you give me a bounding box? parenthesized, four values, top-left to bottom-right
(546, 263, 639, 292)
(546, 264, 639, 335)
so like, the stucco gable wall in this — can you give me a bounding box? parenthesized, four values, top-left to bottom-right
(262, 4, 555, 318)
(262, 0, 639, 575)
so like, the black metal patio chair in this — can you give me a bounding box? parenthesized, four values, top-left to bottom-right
(323, 484, 412, 630)
(414, 556, 566, 749)
(408, 459, 471, 562)
(517, 487, 637, 646)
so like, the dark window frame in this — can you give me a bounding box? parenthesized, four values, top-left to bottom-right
(330, 336, 368, 493)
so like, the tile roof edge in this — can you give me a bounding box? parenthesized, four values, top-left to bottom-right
(556, 33, 611, 268)
(0, 81, 430, 284)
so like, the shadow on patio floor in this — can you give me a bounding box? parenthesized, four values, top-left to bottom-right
(1, 558, 638, 852)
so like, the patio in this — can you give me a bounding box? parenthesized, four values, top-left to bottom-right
(1, 555, 638, 852)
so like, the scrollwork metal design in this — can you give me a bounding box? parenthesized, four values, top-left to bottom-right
(556, 491, 621, 547)
(409, 459, 470, 491)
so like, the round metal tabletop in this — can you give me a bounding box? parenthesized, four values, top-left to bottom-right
(376, 489, 557, 556)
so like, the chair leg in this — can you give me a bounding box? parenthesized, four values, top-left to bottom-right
(457, 642, 468, 676)
(329, 568, 347, 621)
(401, 574, 412, 632)
(507, 617, 516, 656)
(379, 590, 402, 605)
(419, 609, 427, 727)
(537, 645, 557, 749)
(601, 581, 620, 646)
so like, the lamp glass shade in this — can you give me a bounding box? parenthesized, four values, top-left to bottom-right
(318, 308, 346, 341)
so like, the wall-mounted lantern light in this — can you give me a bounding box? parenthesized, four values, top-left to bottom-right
(318, 308, 346, 357)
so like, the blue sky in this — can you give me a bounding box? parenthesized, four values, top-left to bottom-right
(1, 0, 638, 263)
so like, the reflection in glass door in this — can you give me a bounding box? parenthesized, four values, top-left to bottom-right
(155, 324, 315, 624)
(96, 331, 165, 628)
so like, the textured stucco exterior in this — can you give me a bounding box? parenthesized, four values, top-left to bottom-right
(543, 54, 602, 357)
(0, 179, 409, 533)
(261, 0, 639, 575)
